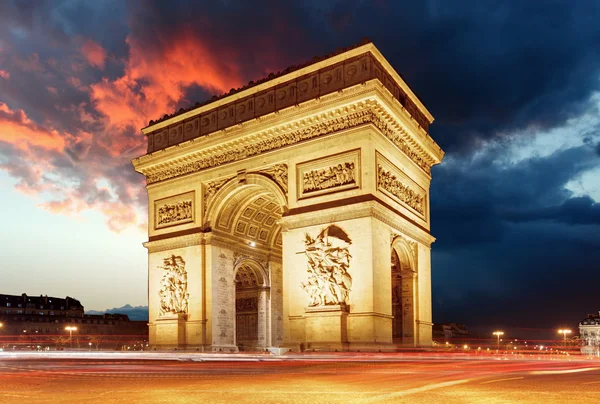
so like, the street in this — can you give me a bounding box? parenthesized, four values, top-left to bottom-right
(0, 352, 599, 403)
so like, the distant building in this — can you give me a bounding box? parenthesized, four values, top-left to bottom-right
(433, 323, 469, 341)
(0, 293, 147, 350)
(580, 312, 600, 357)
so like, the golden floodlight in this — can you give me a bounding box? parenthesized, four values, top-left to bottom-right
(493, 331, 504, 352)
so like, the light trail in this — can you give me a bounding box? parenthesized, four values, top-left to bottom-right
(530, 367, 600, 375)
(480, 376, 525, 384)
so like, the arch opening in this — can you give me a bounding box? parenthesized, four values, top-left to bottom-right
(208, 175, 285, 351)
(391, 238, 417, 346)
(234, 262, 262, 350)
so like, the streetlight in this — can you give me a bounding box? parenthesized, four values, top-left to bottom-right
(65, 326, 77, 349)
(558, 329, 571, 350)
(493, 331, 504, 353)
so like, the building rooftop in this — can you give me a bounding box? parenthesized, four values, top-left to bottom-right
(581, 312, 600, 326)
(1, 293, 83, 310)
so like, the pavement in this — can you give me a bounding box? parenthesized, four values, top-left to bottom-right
(1, 351, 599, 403)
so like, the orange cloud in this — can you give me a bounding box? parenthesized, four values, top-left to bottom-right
(0, 102, 66, 152)
(80, 39, 107, 69)
(0, 70, 9, 79)
(90, 31, 243, 132)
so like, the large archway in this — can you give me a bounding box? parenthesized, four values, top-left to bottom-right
(206, 174, 286, 351)
(391, 237, 417, 346)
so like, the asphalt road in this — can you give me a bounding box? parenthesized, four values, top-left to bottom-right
(0, 353, 599, 403)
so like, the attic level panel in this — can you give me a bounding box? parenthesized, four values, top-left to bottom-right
(144, 52, 430, 154)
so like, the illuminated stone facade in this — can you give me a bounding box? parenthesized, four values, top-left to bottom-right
(580, 312, 600, 357)
(132, 41, 444, 351)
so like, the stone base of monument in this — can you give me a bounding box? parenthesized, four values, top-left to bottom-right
(267, 347, 291, 355)
(211, 344, 239, 353)
(303, 304, 349, 351)
(154, 313, 187, 349)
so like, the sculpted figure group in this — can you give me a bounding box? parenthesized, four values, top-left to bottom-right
(158, 255, 189, 316)
(303, 162, 356, 193)
(301, 224, 353, 307)
(157, 200, 192, 226)
(377, 165, 425, 214)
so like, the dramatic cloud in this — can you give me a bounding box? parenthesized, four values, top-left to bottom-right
(90, 31, 243, 131)
(0, 102, 66, 152)
(80, 39, 107, 69)
(0, 0, 599, 327)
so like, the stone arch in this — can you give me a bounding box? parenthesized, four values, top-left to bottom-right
(233, 257, 268, 288)
(391, 236, 417, 346)
(205, 173, 287, 227)
(391, 236, 416, 271)
(205, 173, 287, 249)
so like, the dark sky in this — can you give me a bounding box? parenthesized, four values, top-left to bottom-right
(1, 0, 599, 335)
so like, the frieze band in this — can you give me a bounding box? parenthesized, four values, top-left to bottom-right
(154, 191, 195, 229)
(145, 106, 431, 185)
(377, 163, 426, 216)
(303, 162, 356, 194)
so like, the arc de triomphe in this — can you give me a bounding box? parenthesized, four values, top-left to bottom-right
(132, 40, 444, 352)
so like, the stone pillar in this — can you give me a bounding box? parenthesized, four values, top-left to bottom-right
(209, 245, 237, 352)
(258, 287, 269, 349)
(400, 270, 417, 346)
(416, 243, 433, 346)
(283, 216, 394, 351)
(269, 260, 284, 348)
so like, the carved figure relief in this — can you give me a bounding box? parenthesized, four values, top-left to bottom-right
(260, 164, 288, 194)
(154, 192, 195, 229)
(158, 255, 189, 316)
(203, 177, 232, 212)
(297, 149, 360, 199)
(376, 154, 427, 219)
(157, 200, 192, 226)
(300, 224, 353, 307)
(302, 162, 356, 193)
(378, 164, 425, 215)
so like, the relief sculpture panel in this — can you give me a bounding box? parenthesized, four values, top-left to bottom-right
(158, 255, 189, 316)
(297, 149, 360, 199)
(301, 224, 353, 307)
(376, 153, 427, 220)
(154, 191, 195, 229)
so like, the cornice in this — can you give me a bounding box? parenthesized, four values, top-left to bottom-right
(133, 82, 441, 185)
(280, 200, 435, 247)
(143, 233, 202, 253)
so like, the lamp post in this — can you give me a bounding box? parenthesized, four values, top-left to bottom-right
(65, 326, 77, 349)
(558, 329, 571, 350)
(493, 331, 504, 353)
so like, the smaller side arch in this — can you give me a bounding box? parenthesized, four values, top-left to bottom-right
(233, 257, 269, 288)
(391, 236, 416, 272)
